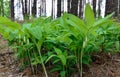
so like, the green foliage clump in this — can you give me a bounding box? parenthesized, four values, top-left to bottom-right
(0, 3, 120, 77)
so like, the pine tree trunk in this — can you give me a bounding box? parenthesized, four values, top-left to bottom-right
(98, 0, 101, 16)
(61, 0, 64, 13)
(10, 0, 14, 20)
(67, 0, 71, 13)
(1, 0, 4, 16)
(119, 0, 120, 15)
(105, 0, 118, 16)
(93, 0, 96, 17)
(21, 0, 25, 19)
(0, 0, 2, 16)
(32, 0, 37, 17)
(51, 0, 54, 18)
(70, 0, 79, 16)
(57, 0, 61, 17)
(79, 0, 83, 17)
(51, 0, 55, 18)
(114, 0, 118, 16)
(41, 0, 46, 16)
(25, 0, 29, 19)
(40, 0, 46, 16)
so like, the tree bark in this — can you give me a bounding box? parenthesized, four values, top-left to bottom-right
(21, 0, 25, 19)
(24, 0, 29, 19)
(0, 0, 2, 16)
(61, 0, 64, 13)
(98, 0, 101, 16)
(42, 0, 46, 16)
(40, 0, 46, 16)
(1, 0, 4, 16)
(105, 0, 118, 16)
(79, 0, 83, 18)
(10, 0, 14, 20)
(57, 0, 61, 17)
(32, 0, 37, 17)
(70, 0, 79, 16)
(93, 0, 96, 17)
(67, 0, 71, 13)
(51, 0, 56, 18)
(51, 0, 54, 18)
(118, 0, 120, 16)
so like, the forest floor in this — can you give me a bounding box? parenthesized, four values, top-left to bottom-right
(0, 37, 120, 77)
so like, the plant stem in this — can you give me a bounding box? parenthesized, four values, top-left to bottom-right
(80, 36, 87, 77)
(77, 48, 81, 75)
(27, 39, 35, 74)
(37, 46, 48, 77)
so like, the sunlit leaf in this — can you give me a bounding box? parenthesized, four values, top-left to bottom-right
(85, 3, 95, 27)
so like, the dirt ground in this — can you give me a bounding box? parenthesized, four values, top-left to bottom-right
(0, 37, 120, 77)
(84, 53, 120, 77)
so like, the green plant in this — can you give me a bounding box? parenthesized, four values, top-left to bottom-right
(59, 3, 116, 77)
(46, 47, 76, 77)
(0, 3, 119, 77)
(95, 22, 120, 53)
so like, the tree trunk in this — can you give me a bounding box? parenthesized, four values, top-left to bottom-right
(105, 0, 118, 16)
(21, 0, 29, 20)
(1, 0, 4, 16)
(32, 0, 37, 17)
(93, 0, 96, 17)
(57, 0, 61, 17)
(51, 0, 55, 18)
(25, 0, 29, 19)
(21, 0, 25, 19)
(118, 0, 120, 16)
(98, 0, 101, 16)
(61, 0, 64, 13)
(0, 0, 2, 16)
(10, 0, 14, 21)
(42, 0, 46, 16)
(79, 0, 83, 18)
(70, 0, 79, 16)
(51, 0, 54, 18)
(40, 0, 46, 16)
(67, 0, 71, 13)
(115, 0, 118, 16)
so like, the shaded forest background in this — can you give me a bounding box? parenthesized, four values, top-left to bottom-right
(0, 0, 120, 21)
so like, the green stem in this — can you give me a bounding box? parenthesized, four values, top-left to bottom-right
(27, 39, 35, 74)
(80, 36, 87, 77)
(77, 48, 81, 75)
(37, 46, 48, 77)
(33, 38, 48, 77)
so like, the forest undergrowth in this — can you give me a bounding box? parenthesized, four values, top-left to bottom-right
(0, 4, 120, 77)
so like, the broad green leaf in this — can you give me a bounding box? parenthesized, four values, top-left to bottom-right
(54, 48, 67, 66)
(57, 55, 66, 66)
(90, 13, 114, 34)
(85, 3, 95, 27)
(62, 13, 87, 35)
(92, 12, 114, 29)
(54, 47, 62, 55)
(56, 33, 72, 45)
(27, 26, 42, 40)
(0, 16, 21, 29)
(31, 16, 51, 27)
